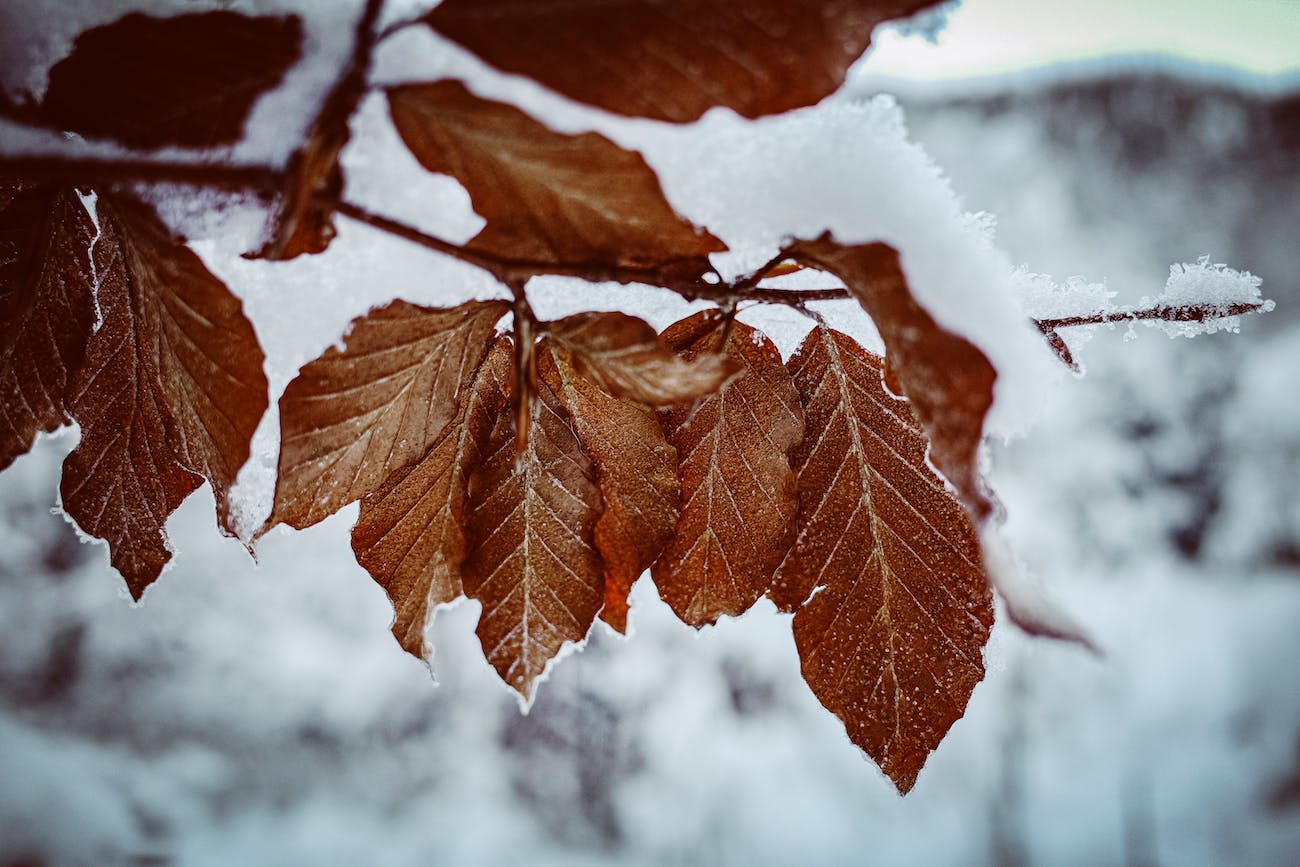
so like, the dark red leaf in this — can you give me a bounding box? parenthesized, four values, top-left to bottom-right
(424, 0, 938, 123)
(0, 182, 96, 470)
(41, 11, 302, 149)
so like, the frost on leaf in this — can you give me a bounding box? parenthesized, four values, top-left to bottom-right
(462, 346, 605, 699)
(0, 183, 96, 471)
(779, 326, 992, 793)
(386, 81, 725, 286)
(423, 0, 939, 123)
(788, 237, 997, 523)
(60, 192, 268, 599)
(653, 311, 803, 626)
(268, 299, 507, 532)
(352, 338, 512, 661)
(538, 338, 679, 633)
(545, 311, 736, 407)
(40, 11, 302, 150)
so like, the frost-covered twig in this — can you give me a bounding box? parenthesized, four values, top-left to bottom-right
(1035, 300, 1270, 369)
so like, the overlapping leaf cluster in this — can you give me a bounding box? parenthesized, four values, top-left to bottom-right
(0, 0, 1013, 792)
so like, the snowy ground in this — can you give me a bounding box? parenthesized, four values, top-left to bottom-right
(2, 19, 1299, 867)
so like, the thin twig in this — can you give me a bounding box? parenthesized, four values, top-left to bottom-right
(745, 286, 853, 304)
(1034, 300, 1267, 331)
(1034, 300, 1268, 369)
(334, 199, 502, 273)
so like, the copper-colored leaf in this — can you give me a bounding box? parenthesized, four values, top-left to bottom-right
(546, 311, 736, 407)
(463, 353, 606, 699)
(40, 11, 302, 150)
(787, 237, 997, 523)
(779, 326, 992, 793)
(0, 183, 96, 470)
(386, 81, 725, 285)
(268, 299, 508, 532)
(424, 0, 937, 123)
(538, 339, 679, 633)
(352, 338, 512, 660)
(653, 311, 803, 626)
(60, 192, 268, 598)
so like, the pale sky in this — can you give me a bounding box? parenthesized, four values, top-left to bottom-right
(864, 0, 1300, 80)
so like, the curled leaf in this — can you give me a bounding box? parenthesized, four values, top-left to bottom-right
(779, 326, 993, 793)
(387, 80, 725, 285)
(787, 237, 997, 523)
(41, 11, 302, 149)
(653, 311, 803, 626)
(268, 299, 508, 532)
(546, 311, 736, 406)
(538, 339, 679, 633)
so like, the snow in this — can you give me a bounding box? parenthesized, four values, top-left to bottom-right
(1142, 257, 1274, 337)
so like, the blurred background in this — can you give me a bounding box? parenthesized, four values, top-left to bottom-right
(2, 1, 1298, 865)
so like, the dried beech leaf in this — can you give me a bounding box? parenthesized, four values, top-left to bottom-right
(386, 81, 725, 284)
(352, 338, 512, 660)
(653, 311, 803, 626)
(424, 0, 937, 123)
(60, 192, 268, 598)
(269, 299, 509, 532)
(779, 326, 993, 793)
(41, 11, 302, 149)
(538, 340, 679, 633)
(546, 311, 736, 407)
(0, 183, 96, 470)
(787, 238, 997, 522)
(463, 354, 605, 699)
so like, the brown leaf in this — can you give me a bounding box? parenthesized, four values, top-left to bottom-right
(538, 339, 679, 633)
(268, 299, 509, 532)
(787, 237, 997, 523)
(424, 1, 937, 123)
(40, 11, 302, 150)
(546, 311, 736, 407)
(653, 311, 803, 626)
(352, 338, 512, 660)
(60, 192, 268, 598)
(0, 183, 96, 470)
(386, 81, 725, 285)
(463, 350, 606, 699)
(779, 326, 993, 793)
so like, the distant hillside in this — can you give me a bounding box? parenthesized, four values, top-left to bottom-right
(890, 71, 1299, 327)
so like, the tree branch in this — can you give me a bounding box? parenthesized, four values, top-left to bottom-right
(0, 154, 284, 194)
